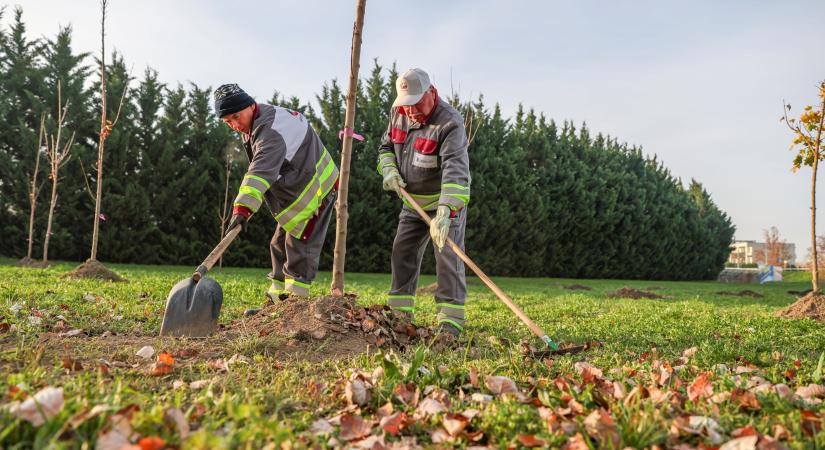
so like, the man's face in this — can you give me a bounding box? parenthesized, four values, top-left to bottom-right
(402, 87, 436, 123)
(222, 104, 255, 134)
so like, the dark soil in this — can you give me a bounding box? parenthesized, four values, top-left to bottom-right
(562, 284, 592, 291)
(606, 287, 663, 299)
(715, 290, 764, 298)
(65, 260, 126, 282)
(645, 286, 665, 291)
(788, 289, 813, 297)
(777, 292, 825, 323)
(17, 257, 50, 268)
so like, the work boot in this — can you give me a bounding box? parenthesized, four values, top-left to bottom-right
(437, 321, 461, 338)
(243, 308, 260, 317)
(265, 282, 289, 302)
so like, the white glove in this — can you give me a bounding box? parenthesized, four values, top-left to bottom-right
(382, 168, 406, 193)
(430, 205, 452, 251)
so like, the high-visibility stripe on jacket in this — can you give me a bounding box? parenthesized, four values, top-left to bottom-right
(377, 98, 471, 212)
(234, 103, 339, 239)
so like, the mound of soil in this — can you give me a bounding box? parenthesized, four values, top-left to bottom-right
(715, 290, 763, 298)
(562, 284, 592, 291)
(417, 283, 438, 295)
(606, 287, 663, 299)
(65, 260, 126, 282)
(228, 295, 435, 359)
(16, 256, 34, 267)
(777, 292, 825, 323)
(645, 286, 665, 291)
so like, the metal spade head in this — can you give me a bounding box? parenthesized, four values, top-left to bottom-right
(159, 276, 223, 337)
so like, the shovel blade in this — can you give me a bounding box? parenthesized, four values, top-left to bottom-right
(159, 276, 223, 337)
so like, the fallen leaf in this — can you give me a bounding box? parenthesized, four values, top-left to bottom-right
(136, 346, 154, 359)
(517, 433, 547, 448)
(95, 412, 135, 450)
(138, 436, 166, 450)
(380, 412, 407, 436)
(731, 388, 761, 410)
(573, 361, 604, 379)
(164, 407, 190, 439)
(431, 427, 453, 444)
(339, 414, 372, 441)
(689, 416, 725, 444)
(469, 367, 479, 388)
(415, 398, 446, 418)
(682, 347, 698, 358)
(730, 425, 759, 438)
(796, 384, 825, 399)
(583, 409, 619, 449)
(345, 378, 370, 406)
(61, 329, 85, 337)
(377, 401, 394, 418)
(719, 435, 758, 450)
(688, 371, 714, 402)
(6, 386, 63, 426)
(800, 410, 822, 437)
(470, 393, 493, 403)
(393, 382, 419, 406)
(442, 412, 469, 436)
(772, 423, 790, 440)
(309, 418, 334, 436)
(150, 352, 175, 376)
(190, 379, 210, 390)
(62, 356, 83, 371)
(485, 375, 519, 395)
(562, 432, 590, 450)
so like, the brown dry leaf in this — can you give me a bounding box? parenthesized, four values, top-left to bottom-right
(62, 356, 83, 371)
(795, 384, 825, 399)
(135, 345, 154, 359)
(380, 412, 407, 436)
(719, 435, 758, 450)
(562, 432, 590, 450)
(800, 410, 822, 437)
(682, 346, 698, 358)
(415, 398, 446, 419)
(150, 352, 175, 377)
(376, 402, 394, 418)
(516, 433, 547, 448)
(731, 389, 761, 411)
(442, 412, 469, 436)
(574, 361, 604, 379)
(731, 425, 759, 438)
(164, 407, 190, 439)
(771, 423, 790, 440)
(339, 414, 373, 441)
(469, 367, 479, 388)
(309, 418, 334, 436)
(583, 409, 619, 449)
(394, 382, 419, 407)
(687, 371, 713, 402)
(430, 427, 453, 444)
(485, 375, 518, 395)
(345, 378, 370, 407)
(96, 413, 136, 450)
(6, 386, 63, 427)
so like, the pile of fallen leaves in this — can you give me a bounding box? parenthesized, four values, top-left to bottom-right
(297, 346, 825, 448)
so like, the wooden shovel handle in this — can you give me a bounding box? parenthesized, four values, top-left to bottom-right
(398, 188, 554, 344)
(193, 226, 242, 281)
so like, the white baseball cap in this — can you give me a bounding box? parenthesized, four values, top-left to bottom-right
(392, 68, 432, 107)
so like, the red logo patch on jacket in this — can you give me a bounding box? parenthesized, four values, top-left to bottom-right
(390, 128, 407, 144)
(413, 137, 438, 154)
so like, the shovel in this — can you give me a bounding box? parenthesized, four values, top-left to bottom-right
(159, 226, 242, 337)
(398, 188, 590, 357)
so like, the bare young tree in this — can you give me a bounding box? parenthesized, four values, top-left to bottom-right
(218, 151, 232, 268)
(42, 81, 75, 264)
(761, 226, 786, 266)
(22, 114, 46, 264)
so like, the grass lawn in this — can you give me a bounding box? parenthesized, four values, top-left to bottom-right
(0, 258, 823, 449)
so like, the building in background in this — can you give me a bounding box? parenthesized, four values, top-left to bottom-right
(728, 240, 796, 267)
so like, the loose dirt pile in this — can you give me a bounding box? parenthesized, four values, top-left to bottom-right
(16, 257, 50, 268)
(561, 284, 592, 291)
(606, 287, 663, 299)
(777, 292, 825, 323)
(227, 295, 436, 359)
(715, 290, 764, 298)
(65, 260, 126, 282)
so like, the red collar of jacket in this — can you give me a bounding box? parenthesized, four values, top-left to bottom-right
(397, 93, 440, 125)
(245, 102, 260, 138)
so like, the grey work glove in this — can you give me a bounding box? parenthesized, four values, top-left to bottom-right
(430, 205, 452, 251)
(382, 167, 407, 193)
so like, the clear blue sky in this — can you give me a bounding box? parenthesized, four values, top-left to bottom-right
(9, 0, 825, 259)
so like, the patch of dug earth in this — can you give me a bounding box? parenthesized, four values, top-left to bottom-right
(606, 287, 663, 299)
(417, 283, 438, 295)
(777, 292, 825, 323)
(715, 290, 763, 298)
(228, 295, 436, 360)
(561, 284, 592, 291)
(65, 260, 126, 282)
(788, 289, 813, 297)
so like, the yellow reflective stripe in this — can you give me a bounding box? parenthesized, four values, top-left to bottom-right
(239, 185, 263, 203)
(275, 149, 338, 237)
(245, 174, 271, 190)
(402, 192, 440, 211)
(438, 318, 465, 331)
(233, 198, 258, 211)
(285, 278, 311, 289)
(440, 183, 470, 209)
(436, 303, 465, 310)
(377, 152, 397, 174)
